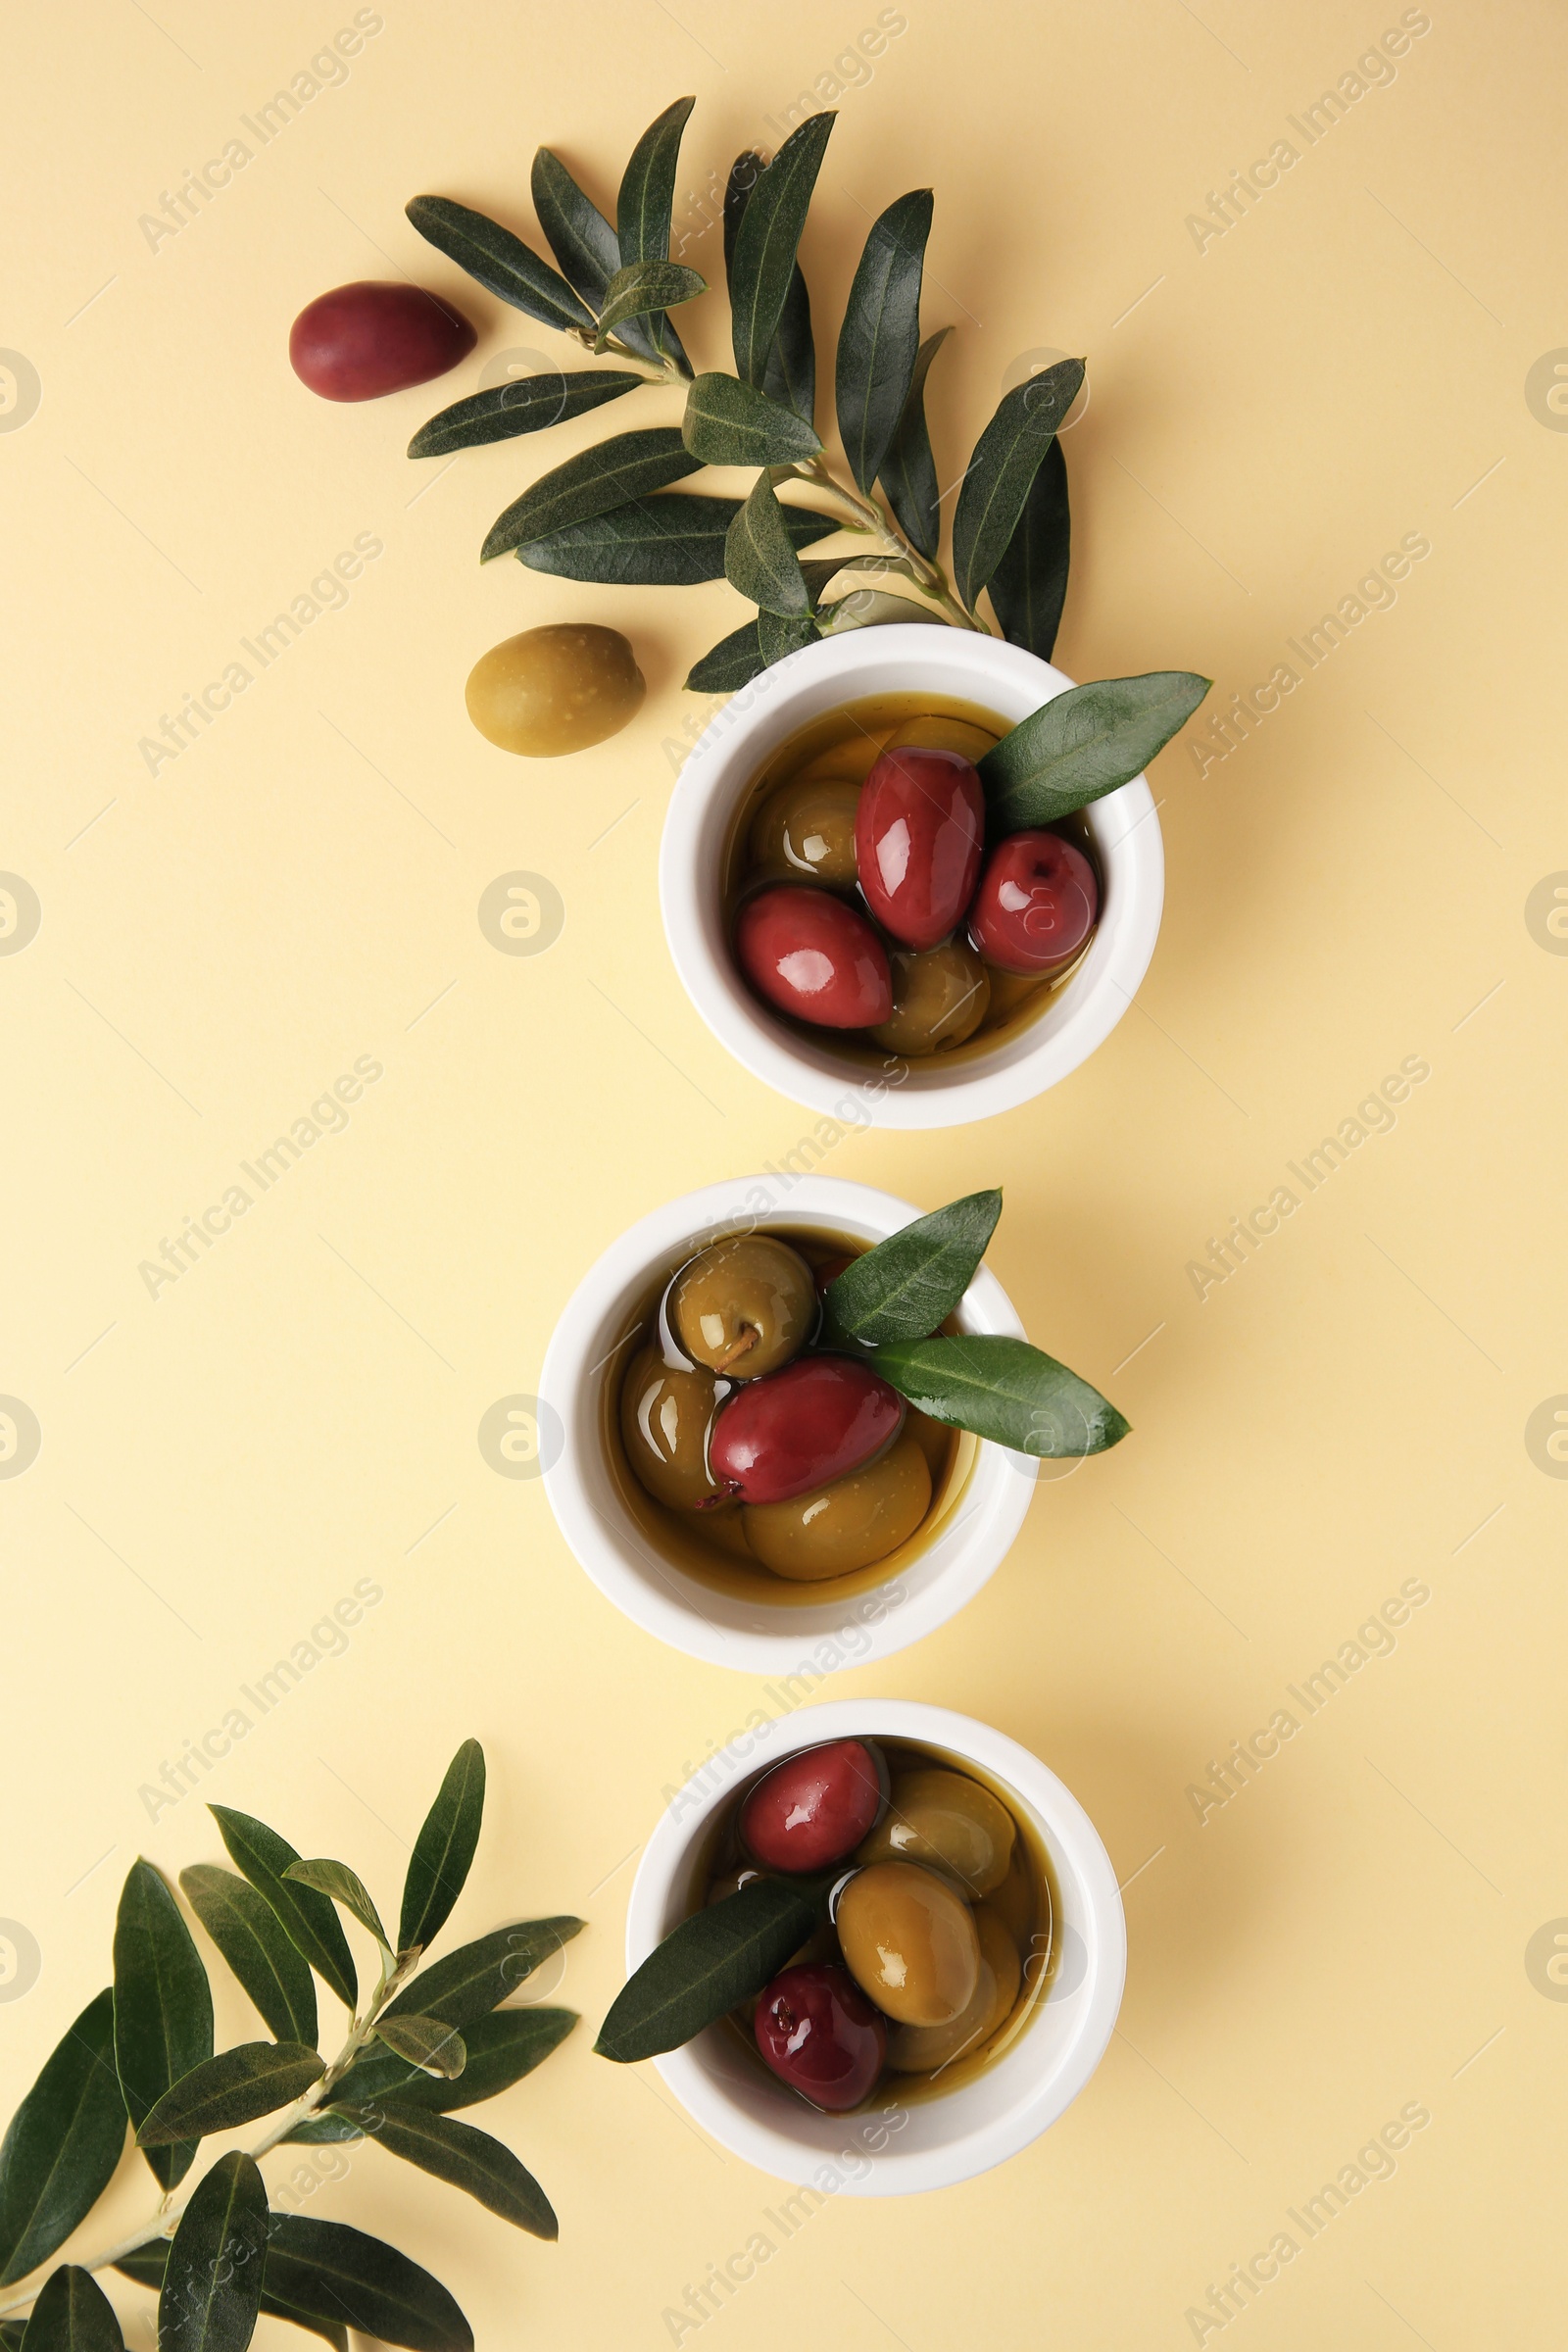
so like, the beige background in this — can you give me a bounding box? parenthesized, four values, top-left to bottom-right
(3, 1, 1565, 2343)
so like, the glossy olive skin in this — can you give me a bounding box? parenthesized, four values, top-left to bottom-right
(834, 1860, 981, 2028)
(968, 828, 1099, 974)
(289, 281, 475, 401)
(884, 1902, 1021, 2073)
(619, 1346, 721, 1511)
(750, 776, 861, 890)
(709, 1355, 905, 1505)
(855, 749, 986, 953)
(739, 1740, 886, 1873)
(742, 1428, 931, 1580)
(754, 1964, 887, 2112)
(869, 939, 991, 1056)
(856, 1768, 1016, 1896)
(669, 1237, 815, 1377)
(736, 886, 892, 1029)
(466, 624, 645, 758)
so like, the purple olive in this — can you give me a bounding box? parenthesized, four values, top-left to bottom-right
(754, 1964, 887, 2111)
(855, 748, 986, 952)
(708, 1356, 905, 1504)
(289, 281, 475, 402)
(739, 1740, 886, 1874)
(967, 829, 1099, 974)
(735, 885, 893, 1029)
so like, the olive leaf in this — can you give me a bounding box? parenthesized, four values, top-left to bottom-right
(18, 2267, 122, 2352)
(823, 1191, 1003, 1345)
(724, 151, 814, 423)
(373, 2018, 466, 2081)
(758, 611, 821, 664)
(681, 373, 821, 466)
(0, 1989, 125, 2287)
(116, 2246, 347, 2352)
(481, 427, 700, 561)
(816, 588, 942, 632)
(517, 491, 835, 586)
(408, 370, 642, 459)
(531, 146, 664, 366)
(725, 474, 810, 615)
(335, 2107, 557, 2241)
(978, 670, 1212, 831)
(593, 261, 706, 351)
(729, 113, 835, 388)
(684, 619, 765, 692)
(180, 1865, 318, 2048)
(159, 2151, 268, 2352)
(836, 188, 932, 492)
(210, 1808, 357, 2014)
(399, 1740, 485, 1957)
(878, 325, 950, 561)
(404, 197, 593, 336)
(291, 2012, 576, 2140)
(384, 1918, 585, 2029)
(113, 1861, 213, 2191)
(261, 2217, 472, 2352)
(282, 1860, 390, 1953)
(595, 1877, 821, 2063)
(616, 95, 697, 370)
(986, 435, 1070, 659)
(135, 2043, 324, 2147)
(872, 1334, 1129, 1456)
(952, 359, 1084, 612)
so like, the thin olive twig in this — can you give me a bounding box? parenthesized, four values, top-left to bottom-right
(790, 454, 989, 634)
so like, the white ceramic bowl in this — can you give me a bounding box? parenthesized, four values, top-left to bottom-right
(660, 626, 1164, 1129)
(539, 1176, 1036, 1673)
(625, 1698, 1126, 2192)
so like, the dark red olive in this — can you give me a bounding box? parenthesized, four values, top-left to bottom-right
(754, 1964, 887, 2111)
(709, 1355, 905, 1504)
(813, 1254, 854, 1296)
(735, 886, 892, 1029)
(855, 749, 986, 952)
(289, 281, 476, 402)
(739, 1739, 886, 1873)
(968, 828, 1099, 974)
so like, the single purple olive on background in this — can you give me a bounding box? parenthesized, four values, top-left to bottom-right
(735, 885, 893, 1029)
(854, 747, 986, 952)
(289, 281, 475, 401)
(708, 1355, 905, 1504)
(738, 1739, 887, 1873)
(754, 1963, 887, 2110)
(967, 829, 1099, 975)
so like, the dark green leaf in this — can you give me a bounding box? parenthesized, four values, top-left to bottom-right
(385, 1921, 584, 2030)
(373, 2018, 465, 2081)
(836, 189, 932, 492)
(823, 1191, 1002, 1345)
(408, 370, 641, 459)
(336, 2106, 555, 2241)
(291, 2011, 576, 2139)
(18, 2267, 122, 2352)
(530, 147, 663, 366)
(159, 2151, 267, 2352)
(136, 2045, 323, 2147)
(516, 494, 834, 586)
(482, 427, 700, 562)
(595, 1878, 819, 2063)
(280, 1863, 387, 1954)
(210, 1811, 355, 2015)
(116, 2250, 347, 2352)
(399, 1741, 485, 1957)
(952, 360, 1084, 612)
(684, 619, 764, 692)
(2, 2320, 24, 2349)
(725, 474, 808, 615)
(986, 436, 1069, 659)
(0, 1989, 125, 2286)
(872, 1334, 1130, 1455)
(594, 261, 705, 351)
(879, 326, 950, 561)
(979, 670, 1212, 830)
(758, 611, 820, 664)
(180, 1867, 317, 2048)
(724, 151, 814, 421)
(816, 587, 941, 632)
(112, 2248, 168, 2289)
(729, 114, 835, 389)
(262, 2218, 471, 2352)
(681, 374, 820, 466)
(113, 1861, 213, 2191)
(616, 97, 696, 369)
(404, 198, 593, 336)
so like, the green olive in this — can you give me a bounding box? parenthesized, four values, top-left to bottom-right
(465, 623, 645, 757)
(884, 714, 998, 762)
(987, 1832, 1039, 1947)
(742, 1428, 931, 1581)
(980, 964, 1048, 1029)
(790, 724, 897, 786)
(749, 775, 861, 889)
(619, 1344, 719, 1509)
(869, 940, 991, 1056)
(883, 1902, 1021, 2072)
(855, 1768, 1016, 1897)
(668, 1236, 815, 1376)
(834, 1859, 980, 2027)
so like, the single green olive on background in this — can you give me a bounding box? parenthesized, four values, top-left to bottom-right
(669, 1236, 816, 1376)
(834, 1858, 981, 2027)
(465, 623, 645, 757)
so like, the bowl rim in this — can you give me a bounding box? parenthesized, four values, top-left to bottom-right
(659, 626, 1164, 1130)
(538, 1176, 1038, 1673)
(625, 1697, 1127, 2193)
